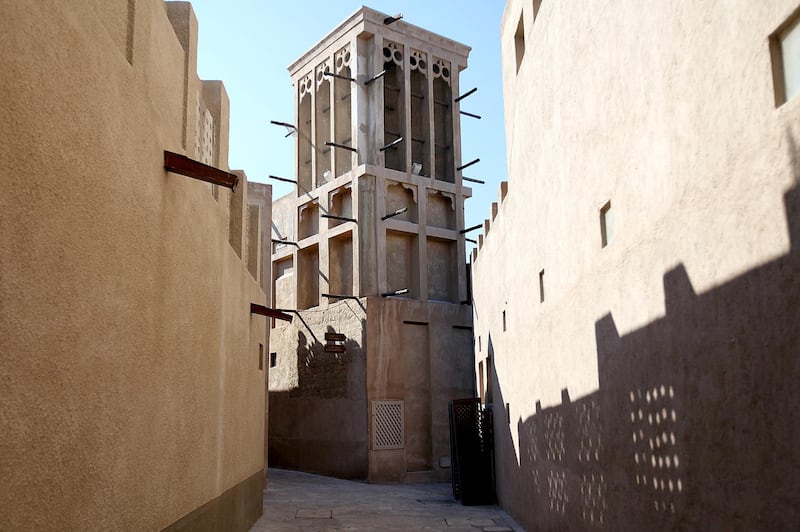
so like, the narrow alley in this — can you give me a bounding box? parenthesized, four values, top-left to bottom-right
(251, 469, 522, 531)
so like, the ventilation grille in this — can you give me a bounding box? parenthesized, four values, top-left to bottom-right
(373, 400, 404, 450)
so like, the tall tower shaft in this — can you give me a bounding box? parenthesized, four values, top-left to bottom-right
(272, 7, 472, 309)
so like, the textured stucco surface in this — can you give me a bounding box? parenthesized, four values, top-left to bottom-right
(268, 299, 369, 479)
(472, 0, 800, 530)
(366, 298, 475, 483)
(0, 1, 268, 530)
(267, 296, 474, 483)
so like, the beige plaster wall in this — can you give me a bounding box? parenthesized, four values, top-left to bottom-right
(247, 181, 273, 478)
(268, 299, 369, 479)
(473, 0, 800, 529)
(0, 1, 267, 530)
(266, 296, 474, 483)
(366, 298, 474, 483)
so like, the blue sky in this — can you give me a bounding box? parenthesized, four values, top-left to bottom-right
(188, 1, 508, 253)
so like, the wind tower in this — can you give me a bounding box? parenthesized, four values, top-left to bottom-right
(268, 7, 476, 483)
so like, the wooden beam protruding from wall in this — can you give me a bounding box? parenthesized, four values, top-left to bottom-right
(164, 150, 239, 190)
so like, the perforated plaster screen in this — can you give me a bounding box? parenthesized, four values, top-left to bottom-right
(372, 400, 404, 450)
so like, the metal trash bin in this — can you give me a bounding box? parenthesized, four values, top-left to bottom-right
(448, 398, 495, 505)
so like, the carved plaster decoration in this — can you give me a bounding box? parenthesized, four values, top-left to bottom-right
(316, 58, 332, 89)
(409, 49, 428, 75)
(382, 40, 403, 68)
(194, 91, 202, 160)
(432, 57, 451, 86)
(429, 189, 456, 211)
(298, 72, 313, 100)
(335, 46, 352, 73)
(328, 183, 352, 203)
(388, 180, 418, 203)
(298, 200, 318, 220)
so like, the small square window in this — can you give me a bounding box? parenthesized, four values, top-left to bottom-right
(771, 11, 800, 106)
(600, 201, 613, 247)
(269, 352, 277, 368)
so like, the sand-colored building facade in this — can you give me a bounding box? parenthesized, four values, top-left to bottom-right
(1, 1, 271, 530)
(473, 0, 800, 529)
(268, 7, 476, 483)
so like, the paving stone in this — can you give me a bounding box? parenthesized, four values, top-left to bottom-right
(251, 468, 524, 531)
(483, 527, 513, 532)
(295, 508, 332, 518)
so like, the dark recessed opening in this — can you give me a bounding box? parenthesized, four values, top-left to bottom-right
(600, 201, 612, 247)
(539, 269, 545, 303)
(770, 8, 800, 106)
(514, 13, 525, 74)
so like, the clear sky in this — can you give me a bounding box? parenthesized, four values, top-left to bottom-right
(188, 1, 508, 254)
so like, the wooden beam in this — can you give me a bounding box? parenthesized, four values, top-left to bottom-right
(325, 141, 357, 153)
(460, 223, 483, 234)
(164, 151, 239, 190)
(324, 344, 347, 353)
(455, 87, 477, 102)
(250, 303, 293, 322)
(321, 214, 357, 223)
(457, 158, 480, 172)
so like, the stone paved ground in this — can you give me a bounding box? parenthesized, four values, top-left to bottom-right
(250, 469, 523, 532)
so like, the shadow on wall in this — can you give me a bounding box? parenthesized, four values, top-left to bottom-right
(290, 325, 361, 399)
(491, 183, 800, 529)
(269, 307, 369, 479)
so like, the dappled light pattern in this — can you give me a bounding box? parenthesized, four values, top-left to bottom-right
(577, 398, 605, 527)
(547, 470, 567, 515)
(544, 411, 565, 462)
(630, 385, 682, 514)
(488, 179, 800, 531)
(581, 473, 606, 527)
(577, 398, 602, 463)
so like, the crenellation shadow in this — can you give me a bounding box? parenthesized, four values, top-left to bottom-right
(489, 181, 800, 530)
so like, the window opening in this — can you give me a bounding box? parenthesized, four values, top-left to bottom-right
(772, 11, 800, 105)
(514, 13, 525, 73)
(539, 269, 545, 303)
(600, 201, 612, 247)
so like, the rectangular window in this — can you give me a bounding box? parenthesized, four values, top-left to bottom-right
(600, 201, 613, 247)
(269, 352, 277, 368)
(478, 360, 485, 404)
(514, 13, 525, 73)
(539, 269, 545, 303)
(478, 335, 481, 352)
(258, 344, 264, 371)
(502, 310, 507, 331)
(486, 356, 493, 403)
(771, 10, 800, 106)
